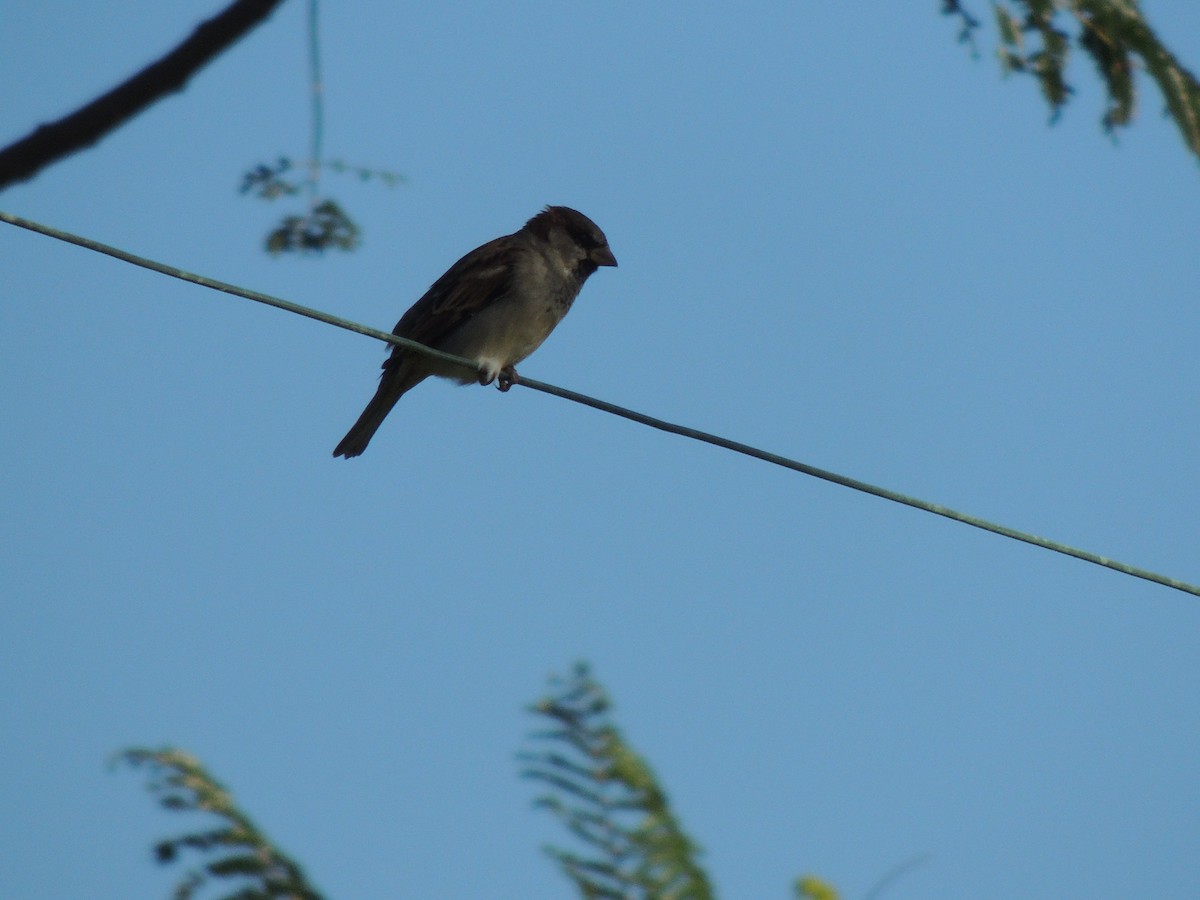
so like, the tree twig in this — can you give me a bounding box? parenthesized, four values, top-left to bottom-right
(0, 0, 287, 191)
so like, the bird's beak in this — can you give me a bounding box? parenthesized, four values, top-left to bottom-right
(591, 245, 618, 268)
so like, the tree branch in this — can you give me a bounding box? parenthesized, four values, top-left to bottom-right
(0, 0, 287, 191)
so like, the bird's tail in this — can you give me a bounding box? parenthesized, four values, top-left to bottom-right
(333, 367, 426, 458)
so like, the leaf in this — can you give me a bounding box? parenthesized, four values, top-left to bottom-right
(264, 199, 360, 255)
(994, 4, 1022, 49)
(522, 664, 715, 899)
(949, 1, 1200, 163)
(118, 747, 326, 900)
(795, 875, 840, 900)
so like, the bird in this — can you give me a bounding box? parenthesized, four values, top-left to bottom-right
(332, 206, 617, 458)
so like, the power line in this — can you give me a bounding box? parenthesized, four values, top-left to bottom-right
(3, 208, 1197, 599)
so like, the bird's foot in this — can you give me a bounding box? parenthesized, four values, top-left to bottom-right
(497, 366, 519, 392)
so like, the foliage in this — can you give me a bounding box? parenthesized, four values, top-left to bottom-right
(241, 158, 403, 255)
(262, 198, 361, 255)
(520, 663, 716, 900)
(239, 158, 302, 201)
(239, 1, 402, 256)
(241, 158, 405, 200)
(943, 0, 1200, 161)
(117, 670, 853, 899)
(119, 747, 325, 900)
(795, 875, 841, 900)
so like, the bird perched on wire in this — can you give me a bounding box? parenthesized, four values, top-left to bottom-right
(333, 206, 617, 458)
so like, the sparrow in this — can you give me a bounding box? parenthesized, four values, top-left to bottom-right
(333, 206, 617, 458)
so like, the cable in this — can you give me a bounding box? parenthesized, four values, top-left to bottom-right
(2, 209, 1197, 598)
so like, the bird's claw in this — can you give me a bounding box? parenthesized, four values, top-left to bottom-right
(497, 366, 518, 392)
(476, 365, 518, 391)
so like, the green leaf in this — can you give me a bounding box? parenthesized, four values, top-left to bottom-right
(950, 1, 1200, 163)
(994, 4, 1022, 49)
(118, 747, 326, 900)
(795, 874, 840, 899)
(523, 663, 715, 900)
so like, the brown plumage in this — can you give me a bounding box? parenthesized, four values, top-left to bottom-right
(333, 206, 616, 458)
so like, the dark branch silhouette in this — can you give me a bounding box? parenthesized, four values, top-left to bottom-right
(0, 0, 286, 191)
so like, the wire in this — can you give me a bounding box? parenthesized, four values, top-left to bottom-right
(3, 209, 1197, 599)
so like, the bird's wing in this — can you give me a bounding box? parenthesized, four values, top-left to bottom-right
(388, 235, 521, 355)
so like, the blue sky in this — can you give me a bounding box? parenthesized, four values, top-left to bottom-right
(2, 2, 1199, 897)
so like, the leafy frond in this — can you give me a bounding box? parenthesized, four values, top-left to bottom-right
(239, 158, 302, 200)
(521, 663, 715, 900)
(941, 0, 983, 55)
(946, 0, 1200, 162)
(264, 199, 360, 255)
(240, 157, 402, 255)
(118, 747, 325, 900)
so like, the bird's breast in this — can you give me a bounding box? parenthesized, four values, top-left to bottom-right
(435, 292, 572, 383)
